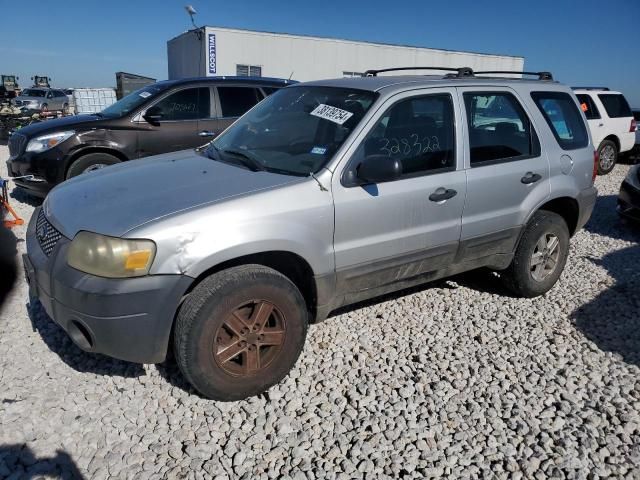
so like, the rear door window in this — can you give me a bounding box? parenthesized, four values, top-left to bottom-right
(576, 94, 600, 120)
(217, 87, 263, 118)
(531, 92, 589, 150)
(463, 92, 540, 165)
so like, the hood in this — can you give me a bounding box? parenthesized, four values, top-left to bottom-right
(15, 114, 106, 138)
(44, 149, 303, 238)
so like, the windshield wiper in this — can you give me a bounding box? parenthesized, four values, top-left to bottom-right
(221, 149, 265, 172)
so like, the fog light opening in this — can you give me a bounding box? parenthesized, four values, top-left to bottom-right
(68, 320, 94, 350)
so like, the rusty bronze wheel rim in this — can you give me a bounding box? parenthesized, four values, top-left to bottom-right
(213, 300, 286, 377)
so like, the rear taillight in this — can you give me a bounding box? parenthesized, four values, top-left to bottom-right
(631, 119, 637, 133)
(592, 150, 598, 182)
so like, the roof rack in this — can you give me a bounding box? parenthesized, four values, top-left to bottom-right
(571, 86, 610, 91)
(474, 70, 553, 81)
(363, 67, 553, 81)
(364, 66, 474, 77)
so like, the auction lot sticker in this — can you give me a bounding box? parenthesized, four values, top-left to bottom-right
(310, 104, 353, 125)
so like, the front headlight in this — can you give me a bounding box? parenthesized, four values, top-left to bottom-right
(67, 231, 156, 278)
(26, 130, 74, 153)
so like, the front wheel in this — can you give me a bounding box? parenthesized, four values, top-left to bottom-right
(597, 139, 618, 175)
(66, 152, 121, 179)
(501, 211, 570, 298)
(174, 265, 308, 401)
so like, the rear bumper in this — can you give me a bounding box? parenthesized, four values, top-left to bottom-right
(576, 186, 598, 232)
(25, 208, 192, 363)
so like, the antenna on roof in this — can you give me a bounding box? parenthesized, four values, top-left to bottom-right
(185, 5, 198, 29)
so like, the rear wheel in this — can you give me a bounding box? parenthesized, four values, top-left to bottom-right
(174, 265, 308, 401)
(597, 139, 618, 175)
(501, 211, 570, 297)
(66, 152, 121, 179)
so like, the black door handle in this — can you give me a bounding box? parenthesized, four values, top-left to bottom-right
(429, 188, 457, 202)
(521, 172, 542, 184)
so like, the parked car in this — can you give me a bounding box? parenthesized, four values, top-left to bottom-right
(618, 164, 640, 221)
(7, 77, 293, 197)
(24, 68, 597, 400)
(629, 109, 640, 160)
(11, 87, 69, 113)
(574, 88, 636, 175)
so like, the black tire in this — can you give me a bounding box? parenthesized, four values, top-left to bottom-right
(501, 211, 570, 298)
(174, 265, 308, 401)
(66, 152, 121, 179)
(41, 103, 48, 111)
(597, 139, 618, 175)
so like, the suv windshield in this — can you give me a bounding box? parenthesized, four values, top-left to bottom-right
(21, 89, 46, 97)
(101, 83, 167, 118)
(208, 86, 378, 176)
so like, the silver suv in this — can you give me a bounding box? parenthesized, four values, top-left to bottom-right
(12, 87, 69, 112)
(24, 68, 597, 400)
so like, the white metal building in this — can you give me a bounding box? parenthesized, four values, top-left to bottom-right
(167, 27, 524, 81)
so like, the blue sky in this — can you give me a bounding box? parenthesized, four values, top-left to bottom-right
(1, 0, 638, 106)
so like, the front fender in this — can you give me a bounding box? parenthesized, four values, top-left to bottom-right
(129, 180, 336, 279)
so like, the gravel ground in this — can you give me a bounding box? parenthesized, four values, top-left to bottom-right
(0, 143, 639, 480)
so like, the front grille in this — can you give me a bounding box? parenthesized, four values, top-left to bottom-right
(8, 133, 26, 157)
(36, 209, 63, 257)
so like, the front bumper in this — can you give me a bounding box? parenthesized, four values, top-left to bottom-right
(576, 185, 598, 232)
(24, 208, 192, 363)
(7, 144, 71, 197)
(618, 175, 640, 222)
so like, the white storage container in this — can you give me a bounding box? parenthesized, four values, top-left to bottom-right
(72, 88, 117, 114)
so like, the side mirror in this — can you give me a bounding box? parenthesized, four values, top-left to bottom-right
(356, 154, 402, 184)
(46, 92, 53, 98)
(143, 106, 163, 124)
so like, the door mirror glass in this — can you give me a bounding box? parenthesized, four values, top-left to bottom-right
(143, 105, 164, 123)
(356, 154, 402, 184)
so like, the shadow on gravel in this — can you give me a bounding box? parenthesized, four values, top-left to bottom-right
(572, 245, 640, 367)
(27, 300, 145, 378)
(9, 186, 42, 208)
(584, 194, 640, 243)
(0, 444, 84, 479)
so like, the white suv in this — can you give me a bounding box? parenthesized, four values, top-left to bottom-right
(574, 88, 637, 175)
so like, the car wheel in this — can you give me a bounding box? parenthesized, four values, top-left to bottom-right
(41, 103, 48, 112)
(597, 140, 618, 175)
(501, 211, 570, 298)
(174, 265, 308, 401)
(66, 152, 121, 179)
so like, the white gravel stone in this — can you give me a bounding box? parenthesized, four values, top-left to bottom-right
(1, 144, 639, 478)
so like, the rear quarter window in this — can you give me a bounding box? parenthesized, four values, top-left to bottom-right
(598, 94, 632, 118)
(531, 92, 589, 150)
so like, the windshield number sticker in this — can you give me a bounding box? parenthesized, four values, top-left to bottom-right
(310, 146, 327, 155)
(139, 91, 152, 98)
(310, 104, 353, 125)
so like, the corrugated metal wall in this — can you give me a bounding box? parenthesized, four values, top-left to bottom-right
(167, 27, 524, 81)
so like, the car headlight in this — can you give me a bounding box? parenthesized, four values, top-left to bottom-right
(67, 231, 156, 278)
(26, 130, 74, 153)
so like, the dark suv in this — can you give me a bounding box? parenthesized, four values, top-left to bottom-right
(7, 77, 293, 197)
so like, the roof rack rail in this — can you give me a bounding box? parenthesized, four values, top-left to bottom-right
(364, 66, 474, 77)
(474, 70, 554, 81)
(571, 86, 610, 91)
